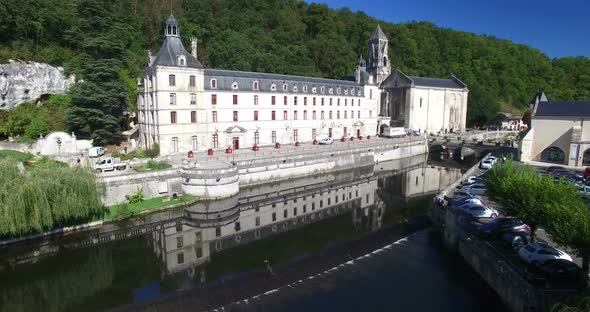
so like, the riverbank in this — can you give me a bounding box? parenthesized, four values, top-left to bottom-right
(112, 215, 433, 312)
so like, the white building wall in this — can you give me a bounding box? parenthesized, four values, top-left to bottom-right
(406, 87, 467, 133)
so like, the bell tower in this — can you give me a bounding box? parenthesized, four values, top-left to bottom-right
(367, 25, 391, 85)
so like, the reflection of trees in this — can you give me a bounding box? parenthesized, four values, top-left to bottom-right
(0, 249, 113, 312)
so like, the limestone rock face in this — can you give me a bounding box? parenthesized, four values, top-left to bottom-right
(0, 60, 75, 110)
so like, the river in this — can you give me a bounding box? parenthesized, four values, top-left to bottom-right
(0, 155, 508, 312)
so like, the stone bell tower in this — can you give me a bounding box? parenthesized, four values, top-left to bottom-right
(366, 25, 391, 85)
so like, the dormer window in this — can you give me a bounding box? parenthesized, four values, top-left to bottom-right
(252, 81, 259, 90)
(293, 86, 298, 92)
(271, 83, 277, 91)
(344, 89, 348, 95)
(282, 83, 288, 91)
(351, 89, 355, 95)
(337, 87, 341, 95)
(320, 86, 325, 94)
(177, 55, 186, 66)
(329, 88, 333, 95)
(232, 81, 239, 90)
(303, 85, 308, 92)
(210, 79, 217, 89)
(312, 87, 317, 93)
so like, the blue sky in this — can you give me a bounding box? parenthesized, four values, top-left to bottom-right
(308, 0, 589, 59)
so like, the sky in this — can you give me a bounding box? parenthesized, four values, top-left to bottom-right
(308, 0, 589, 59)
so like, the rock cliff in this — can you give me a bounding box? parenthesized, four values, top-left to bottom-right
(0, 60, 75, 110)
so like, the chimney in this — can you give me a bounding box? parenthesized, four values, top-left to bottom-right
(191, 37, 197, 58)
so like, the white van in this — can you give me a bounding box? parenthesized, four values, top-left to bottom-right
(88, 146, 105, 158)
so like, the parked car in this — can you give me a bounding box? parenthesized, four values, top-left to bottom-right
(93, 155, 127, 173)
(88, 146, 105, 158)
(453, 189, 479, 201)
(318, 137, 334, 145)
(578, 185, 590, 198)
(478, 217, 531, 237)
(480, 159, 493, 169)
(546, 166, 565, 174)
(456, 202, 499, 218)
(462, 175, 483, 185)
(461, 177, 485, 187)
(525, 259, 588, 290)
(452, 197, 484, 208)
(518, 242, 573, 265)
(500, 232, 531, 251)
(460, 184, 487, 196)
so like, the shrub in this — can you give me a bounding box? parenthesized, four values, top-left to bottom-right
(127, 187, 144, 204)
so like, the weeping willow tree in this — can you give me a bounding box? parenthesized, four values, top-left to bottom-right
(0, 158, 104, 237)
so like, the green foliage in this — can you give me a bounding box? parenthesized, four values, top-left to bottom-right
(127, 187, 144, 204)
(0, 150, 33, 162)
(0, 158, 103, 237)
(1, 0, 590, 129)
(486, 159, 590, 273)
(135, 160, 171, 172)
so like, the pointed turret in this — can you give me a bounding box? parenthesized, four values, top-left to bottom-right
(369, 25, 388, 41)
(366, 25, 391, 85)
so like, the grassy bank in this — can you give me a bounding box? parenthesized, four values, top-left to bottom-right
(103, 195, 196, 220)
(0, 150, 33, 162)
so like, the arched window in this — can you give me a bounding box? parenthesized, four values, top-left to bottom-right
(293, 85, 298, 92)
(252, 81, 259, 90)
(320, 86, 325, 94)
(541, 146, 565, 163)
(329, 88, 333, 95)
(271, 83, 277, 91)
(232, 81, 239, 90)
(312, 87, 317, 93)
(303, 85, 308, 92)
(283, 83, 288, 91)
(210, 79, 217, 89)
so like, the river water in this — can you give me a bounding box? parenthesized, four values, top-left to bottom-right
(0, 155, 508, 312)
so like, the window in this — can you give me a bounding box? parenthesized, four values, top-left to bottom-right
(369, 110, 372, 118)
(329, 98, 333, 106)
(328, 198, 331, 205)
(293, 207, 297, 216)
(303, 205, 306, 213)
(345, 99, 348, 106)
(284, 96, 288, 105)
(312, 202, 315, 210)
(233, 94, 238, 105)
(190, 93, 196, 105)
(313, 111, 317, 120)
(176, 236, 184, 248)
(211, 94, 217, 105)
(313, 97, 316, 106)
(293, 86, 298, 92)
(304, 97, 307, 105)
(192, 135, 198, 151)
(312, 128, 317, 139)
(210, 79, 217, 89)
(235, 222, 241, 231)
(196, 247, 203, 258)
(272, 131, 276, 143)
(272, 212, 277, 221)
(254, 130, 259, 145)
(233, 111, 238, 122)
(283, 210, 288, 218)
(191, 111, 197, 123)
(255, 216, 260, 226)
(329, 88, 333, 95)
(176, 224, 182, 232)
(358, 111, 361, 118)
(215, 227, 221, 237)
(271, 95, 276, 105)
(212, 133, 219, 148)
(271, 110, 276, 120)
(253, 81, 259, 90)
(170, 93, 176, 105)
(283, 83, 288, 91)
(195, 232, 202, 241)
(177, 252, 184, 264)
(254, 95, 258, 105)
(320, 200, 323, 208)
(321, 98, 325, 106)
(312, 87, 317, 93)
(369, 89, 373, 99)
(358, 99, 360, 106)
(189, 75, 196, 87)
(283, 110, 288, 120)
(170, 111, 177, 124)
(254, 110, 259, 121)
(344, 111, 347, 119)
(420, 98, 423, 108)
(366, 194, 369, 203)
(293, 129, 298, 142)
(329, 111, 333, 119)
(171, 137, 178, 152)
(169, 74, 176, 86)
(303, 85, 308, 92)
(212, 111, 218, 123)
(337, 99, 340, 106)
(352, 89, 355, 95)
(232, 81, 239, 90)
(294, 96, 298, 105)
(271, 83, 277, 91)
(321, 86, 325, 93)
(304, 110, 307, 120)
(321, 111, 325, 119)
(337, 87, 341, 95)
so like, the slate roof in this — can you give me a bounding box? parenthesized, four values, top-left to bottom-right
(409, 76, 466, 89)
(369, 25, 388, 41)
(534, 101, 590, 117)
(152, 36, 203, 69)
(204, 69, 357, 86)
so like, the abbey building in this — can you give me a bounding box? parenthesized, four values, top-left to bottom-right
(138, 16, 469, 155)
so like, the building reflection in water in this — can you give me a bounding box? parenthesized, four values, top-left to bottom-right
(151, 157, 464, 280)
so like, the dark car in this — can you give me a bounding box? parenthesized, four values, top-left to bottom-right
(500, 232, 530, 251)
(525, 259, 589, 290)
(478, 217, 531, 238)
(545, 166, 565, 174)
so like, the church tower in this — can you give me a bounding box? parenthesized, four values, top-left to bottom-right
(366, 25, 391, 85)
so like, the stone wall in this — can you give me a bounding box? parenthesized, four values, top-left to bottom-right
(0, 60, 74, 110)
